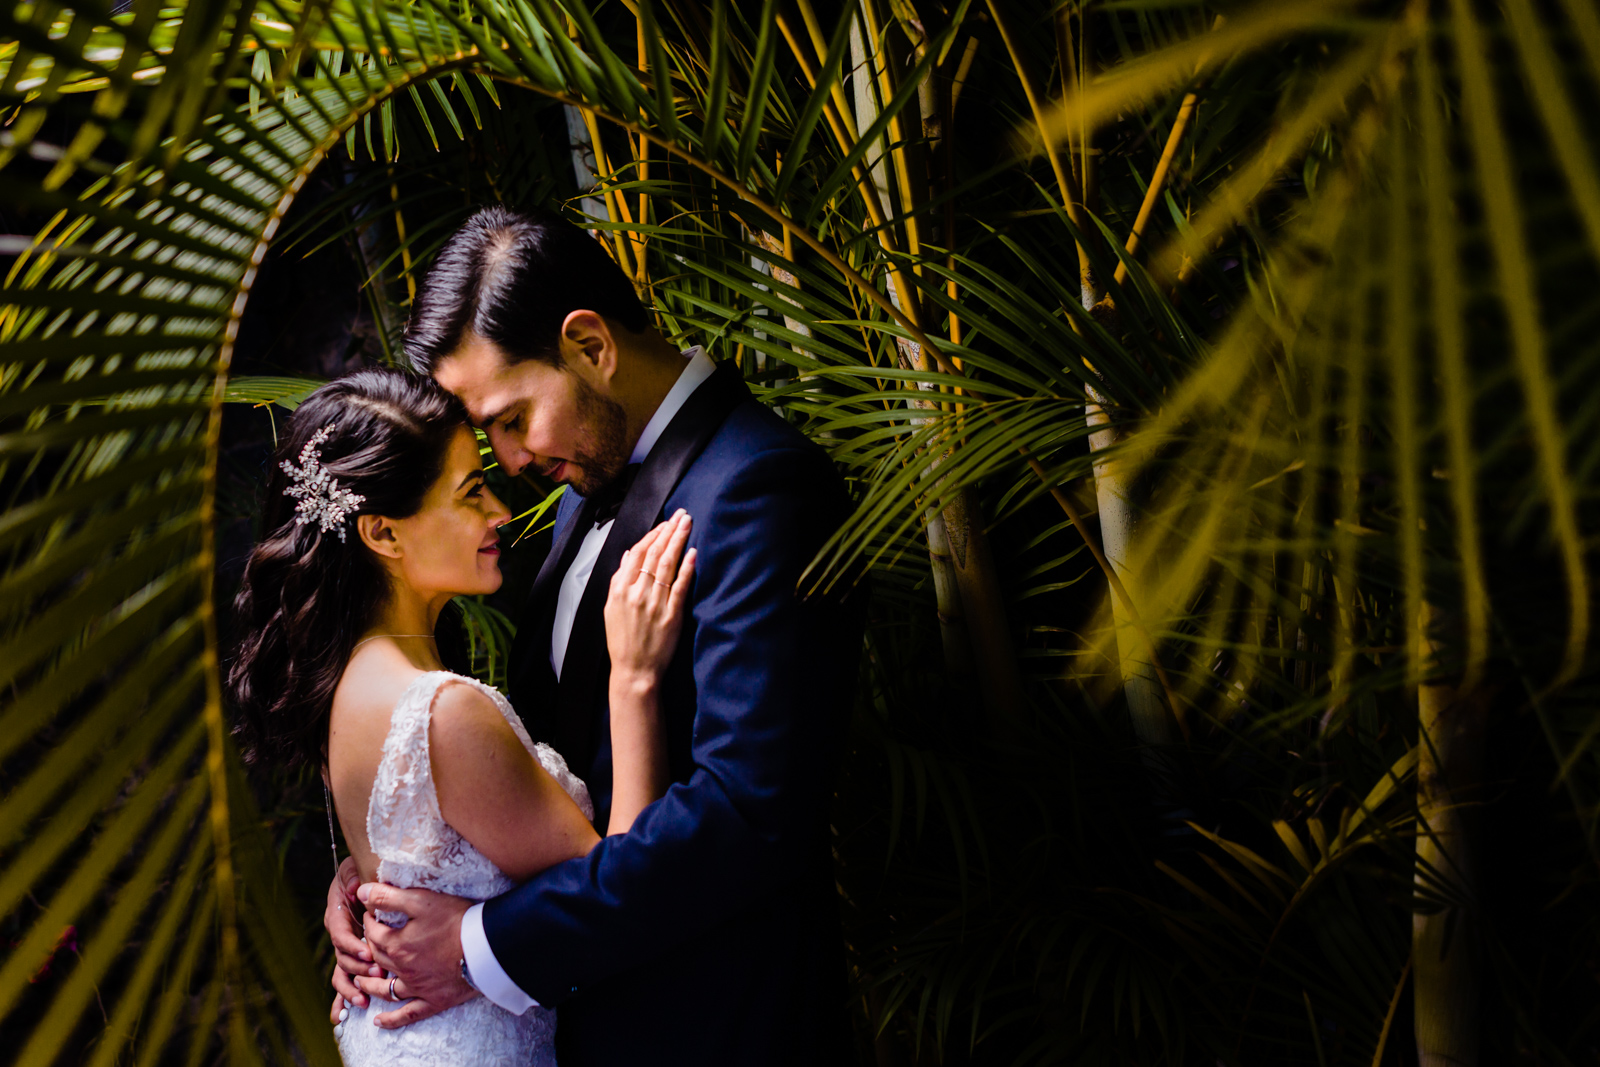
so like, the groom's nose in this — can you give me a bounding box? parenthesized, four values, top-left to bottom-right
(487, 433, 532, 476)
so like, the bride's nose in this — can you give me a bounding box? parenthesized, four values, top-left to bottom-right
(485, 487, 511, 527)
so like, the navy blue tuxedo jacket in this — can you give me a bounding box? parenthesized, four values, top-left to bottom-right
(496, 364, 859, 1065)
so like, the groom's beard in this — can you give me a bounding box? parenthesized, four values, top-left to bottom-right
(564, 376, 630, 497)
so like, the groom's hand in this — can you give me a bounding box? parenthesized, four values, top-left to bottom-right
(354, 883, 477, 1028)
(325, 857, 378, 1020)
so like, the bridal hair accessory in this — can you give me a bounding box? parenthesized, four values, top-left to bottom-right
(281, 426, 366, 541)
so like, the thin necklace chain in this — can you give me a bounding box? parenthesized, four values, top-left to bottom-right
(352, 633, 435, 651)
(323, 778, 341, 878)
(322, 778, 364, 935)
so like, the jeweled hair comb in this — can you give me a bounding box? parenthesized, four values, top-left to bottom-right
(280, 426, 366, 541)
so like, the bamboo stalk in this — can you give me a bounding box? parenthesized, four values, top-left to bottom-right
(578, 105, 638, 281)
(795, 0, 875, 161)
(1053, 5, 1177, 745)
(896, 6, 1024, 725)
(852, 2, 1014, 723)
(1079, 413, 1186, 742)
(563, 102, 609, 226)
(950, 36, 978, 111)
(778, 10, 925, 330)
(1074, 9, 1101, 304)
(775, 14, 888, 232)
(633, 12, 650, 290)
(859, 0, 927, 265)
(940, 482, 1025, 723)
(848, 12, 896, 232)
(1055, 7, 1082, 194)
(351, 179, 403, 364)
(388, 170, 417, 304)
(1109, 16, 1223, 289)
(941, 36, 965, 356)
(1414, 603, 1486, 1067)
(985, 0, 1089, 291)
(756, 228, 810, 349)
(1114, 90, 1197, 286)
(926, 488, 975, 692)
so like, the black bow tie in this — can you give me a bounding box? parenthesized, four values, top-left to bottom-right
(588, 463, 640, 527)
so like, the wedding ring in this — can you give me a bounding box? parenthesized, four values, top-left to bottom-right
(388, 976, 399, 1002)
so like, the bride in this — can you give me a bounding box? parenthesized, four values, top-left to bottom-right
(226, 369, 692, 1066)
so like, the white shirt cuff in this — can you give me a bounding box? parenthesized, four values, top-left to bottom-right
(461, 902, 540, 1014)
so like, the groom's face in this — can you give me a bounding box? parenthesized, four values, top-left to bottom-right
(434, 335, 629, 496)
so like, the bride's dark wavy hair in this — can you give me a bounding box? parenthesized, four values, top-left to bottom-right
(228, 368, 469, 771)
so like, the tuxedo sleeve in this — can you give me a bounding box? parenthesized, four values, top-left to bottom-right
(479, 444, 851, 1005)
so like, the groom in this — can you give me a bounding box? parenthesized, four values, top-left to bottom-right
(321, 206, 860, 1064)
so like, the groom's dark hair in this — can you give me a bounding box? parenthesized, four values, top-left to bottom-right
(404, 205, 650, 374)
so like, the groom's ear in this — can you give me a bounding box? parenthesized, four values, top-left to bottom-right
(560, 309, 617, 386)
(356, 514, 403, 559)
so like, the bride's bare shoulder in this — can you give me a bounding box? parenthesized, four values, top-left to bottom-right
(427, 677, 520, 759)
(428, 677, 600, 879)
(330, 644, 428, 724)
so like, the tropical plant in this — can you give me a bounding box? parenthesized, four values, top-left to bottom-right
(3, 0, 1600, 1064)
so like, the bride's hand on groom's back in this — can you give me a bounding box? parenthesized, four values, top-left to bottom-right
(605, 510, 695, 685)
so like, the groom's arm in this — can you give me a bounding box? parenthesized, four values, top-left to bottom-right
(479, 442, 854, 1006)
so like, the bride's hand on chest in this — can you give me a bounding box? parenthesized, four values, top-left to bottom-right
(604, 511, 695, 685)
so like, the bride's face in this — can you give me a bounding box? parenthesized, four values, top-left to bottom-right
(371, 425, 511, 599)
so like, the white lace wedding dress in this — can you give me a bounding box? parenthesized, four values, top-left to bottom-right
(335, 671, 592, 1067)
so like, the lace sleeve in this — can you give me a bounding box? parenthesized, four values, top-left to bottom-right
(533, 742, 594, 823)
(365, 673, 454, 923)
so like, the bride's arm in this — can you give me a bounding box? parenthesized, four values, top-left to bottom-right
(432, 514, 692, 879)
(431, 686, 600, 881)
(603, 512, 695, 835)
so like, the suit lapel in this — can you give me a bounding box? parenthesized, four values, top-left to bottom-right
(552, 362, 750, 775)
(530, 489, 598, 620)
(509, 489, 598, 741)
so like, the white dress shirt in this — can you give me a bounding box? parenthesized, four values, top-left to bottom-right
(549, 347, 716, 680)
(460, 347, 716, 1014)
